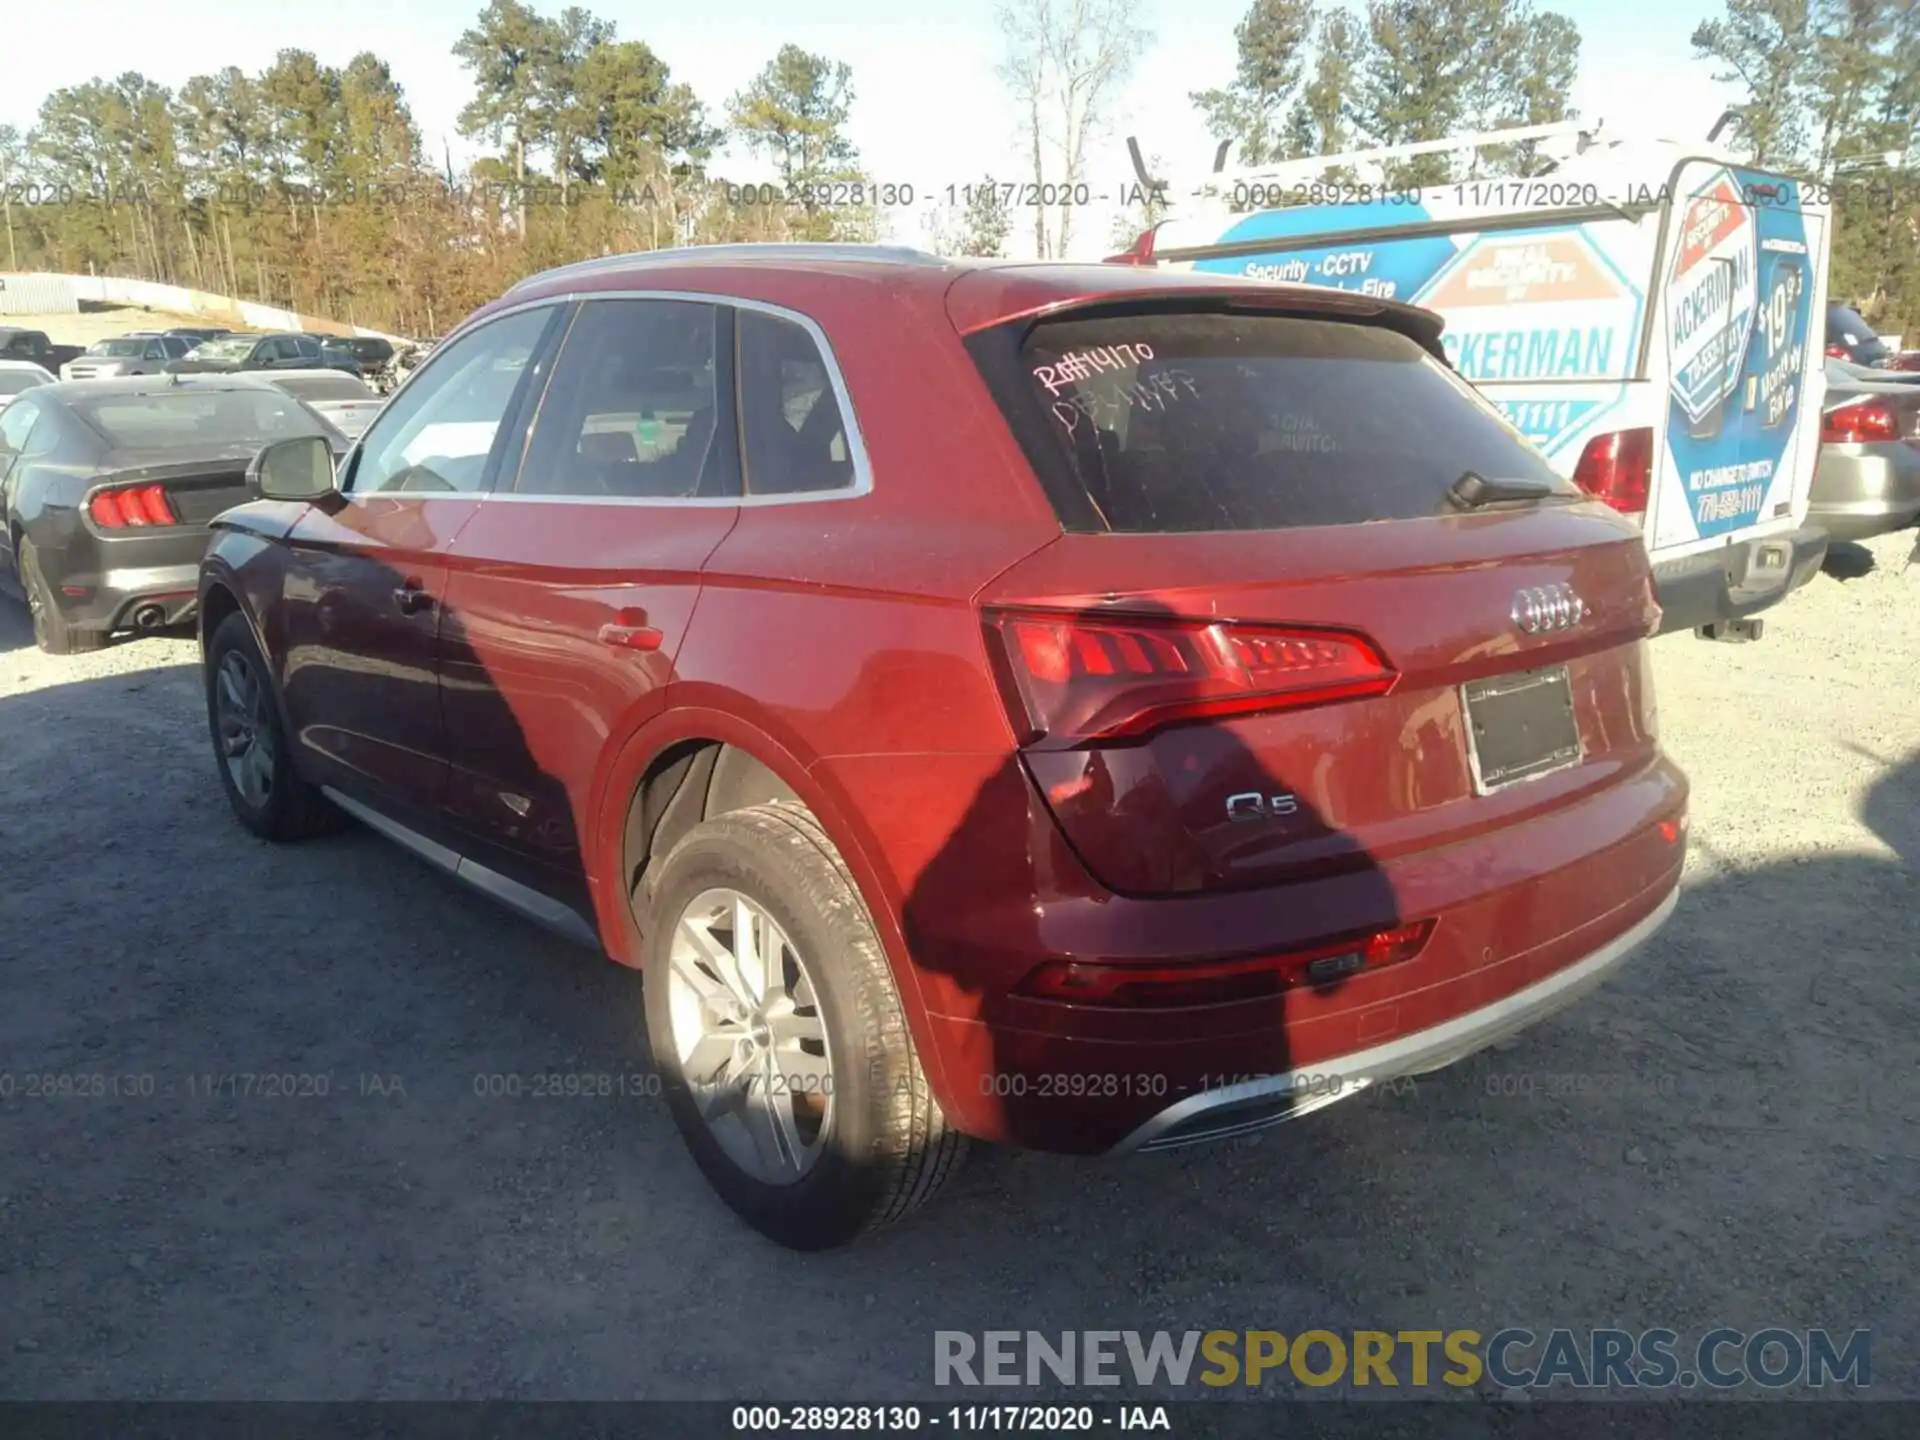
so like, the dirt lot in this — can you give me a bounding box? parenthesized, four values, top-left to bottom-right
(0, 534, 1914, 1401)
(17, 305, 258, 349)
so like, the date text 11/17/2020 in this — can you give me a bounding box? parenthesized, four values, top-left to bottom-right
(730, 1405, 1174, 1432)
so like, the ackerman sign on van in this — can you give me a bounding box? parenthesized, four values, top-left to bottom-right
(1124, 121, 1833, 643)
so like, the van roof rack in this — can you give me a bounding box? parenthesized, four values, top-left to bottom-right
(1134, 118, 1607, 198)
(508, 242, 951, 294)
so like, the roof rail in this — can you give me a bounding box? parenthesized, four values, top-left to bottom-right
(507, 242, 951, 294)
(1176, 118, 1604, 195)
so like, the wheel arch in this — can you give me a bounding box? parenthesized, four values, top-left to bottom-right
(197, 559, 299, 746)
(198, 574, 243, 654)
(588, 701, 957, 1108)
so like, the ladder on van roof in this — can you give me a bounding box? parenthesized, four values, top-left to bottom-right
(1127, 118, 1606, 198)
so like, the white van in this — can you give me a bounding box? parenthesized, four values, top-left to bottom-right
(1115, 120, 1832, 641)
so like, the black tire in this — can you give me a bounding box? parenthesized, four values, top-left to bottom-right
(204, 610, 344, 841)
(20, 539, 108, 656)
(642, 801, 966, 1250)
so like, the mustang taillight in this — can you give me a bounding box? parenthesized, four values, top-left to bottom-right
(1017, 920, 1436, 1008)
(987, 609, 1396, 746)
(88, 484, 179, 528)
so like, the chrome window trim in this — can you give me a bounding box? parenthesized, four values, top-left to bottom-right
(434, 287, 873, 510)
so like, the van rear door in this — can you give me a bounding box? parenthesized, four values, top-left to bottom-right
(1646, 162, 1827, 555)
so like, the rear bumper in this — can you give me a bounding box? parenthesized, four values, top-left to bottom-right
(1808, 497, 1920, 543)
(1113, 885, 1677, 1153)
(1649, 525, 1828, 635)
(47, 543, 206, 632)
(902, 756, 1689, 1155)
(1807, 448, 1920, 543)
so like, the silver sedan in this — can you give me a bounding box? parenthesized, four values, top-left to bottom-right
(1811, 360, 1920, 543)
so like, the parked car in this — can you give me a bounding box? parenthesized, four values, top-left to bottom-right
(368, 337, 437, 395)
(1826, 302, 1895, 368)
(0, 359, 56, 413)
(393, 336, 437, 373)
(315, 338, 367, 375)
(318, 336, 397, 380)
(1808, 360, 1920, 542)
(166, 332, 324, 374)
(197, 245, 1689, 1248)
(60, 335, 185, 380)
(120, 334, 198, 359)
(258, 369, 384, 440)
(165, 327, 233, 346)
(0, 373, 342, 654)
(0, 326, 86, 373)
(1831, 356, 1920, 385)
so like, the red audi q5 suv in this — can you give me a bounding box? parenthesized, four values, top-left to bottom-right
(199, 244, 1688, 1249)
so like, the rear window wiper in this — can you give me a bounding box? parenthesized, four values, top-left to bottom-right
(1446, 470, 1562, 510)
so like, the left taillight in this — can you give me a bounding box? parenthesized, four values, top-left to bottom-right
(87, 484, 179, 529)
(986, 609, 1397, 747)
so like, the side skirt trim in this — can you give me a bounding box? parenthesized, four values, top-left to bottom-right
(322, 786, 602, 951)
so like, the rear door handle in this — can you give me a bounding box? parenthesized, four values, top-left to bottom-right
(393, 581, 433, 615)
(598, 606, 662, 651)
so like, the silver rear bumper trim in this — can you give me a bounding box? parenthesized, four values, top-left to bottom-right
(1110, 884, 1680, 1155)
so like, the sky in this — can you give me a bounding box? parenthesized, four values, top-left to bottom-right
(1, 0, 1740, 260)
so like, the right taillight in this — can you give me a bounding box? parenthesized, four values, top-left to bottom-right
(1822, 399, 1901, 443)
(1571, 427, 1653, 518)
(987, 609, 1397, 747)
(87, 484, 179, 529)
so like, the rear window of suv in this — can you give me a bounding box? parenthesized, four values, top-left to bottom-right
(1001, 310, 1575, 533)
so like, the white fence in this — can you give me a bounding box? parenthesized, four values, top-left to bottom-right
(0, 274, 80, 315)
(0, 271, 408, 341)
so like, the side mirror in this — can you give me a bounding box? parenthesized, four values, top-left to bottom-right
(251, 435, 336, 502)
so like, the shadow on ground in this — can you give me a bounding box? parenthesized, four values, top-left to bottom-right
(1821, 541, 1879, 581)
(0, 656, 1912, 1400)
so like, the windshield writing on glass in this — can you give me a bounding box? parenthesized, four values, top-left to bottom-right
(1049, 367, 1199, 435)
(1032, 343, 1157, 396)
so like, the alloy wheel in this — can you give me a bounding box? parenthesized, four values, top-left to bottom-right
(215, 649, 276, 809)
(665, 887, 835, 1185)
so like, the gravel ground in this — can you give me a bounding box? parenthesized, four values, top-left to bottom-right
(20, 306, 254, 349)
(0, 533, 1914, 1402)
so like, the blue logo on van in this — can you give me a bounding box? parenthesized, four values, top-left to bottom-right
(1664, 170, 1813, 539)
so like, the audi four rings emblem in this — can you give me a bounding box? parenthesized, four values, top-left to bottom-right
(1512, 584, 1587, 634)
